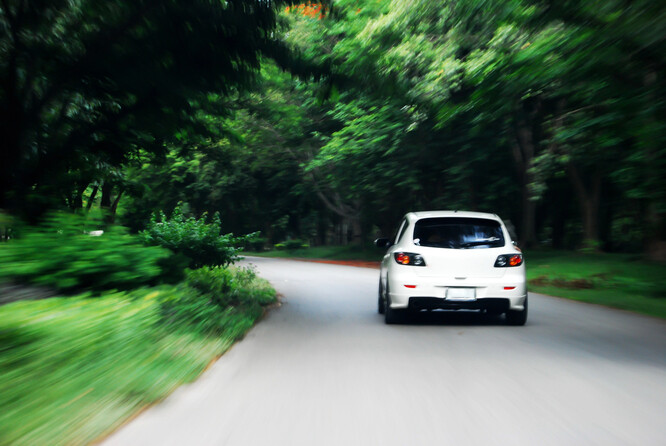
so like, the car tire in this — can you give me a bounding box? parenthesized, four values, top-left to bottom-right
(384, 282, 404, 324)
(506, 296, 528, 326)
(378, 280, 385, 314)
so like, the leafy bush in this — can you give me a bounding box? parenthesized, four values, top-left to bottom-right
(242, 235, 267, 251)
(0, 286, 256, 445)
(159, 266, 276, 336)
(275, 238, 309, 250)
(0, 263, 278, 444)
(0, 213, 180, 293)
(140, 206, 252, 268)
(186, 265, 276, 308)
(186, 266, 236, 307)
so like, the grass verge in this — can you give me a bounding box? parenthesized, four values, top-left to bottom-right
(244, 244, 382, 262)
(525, 250, 666, 319)
(247, 246, 666, 319)
(0, 267, 276, 446)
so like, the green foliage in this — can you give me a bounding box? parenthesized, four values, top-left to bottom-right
(275, 239, 310, 251)
(186, 266, 276, 308)
(139, 206, 251, 268)
(243, 235, 268, 252)
(3, 0, 662, 255)
(120, 63, 323, 244)
(0, 0, 295, 219)
(157, 266, 276, 338)
(0, 266, 276, 445)
(248, 244, 383, 262)
(526, 249, 666, 317)
(274, 0, 666, 251)
(0, 213, 179, 293)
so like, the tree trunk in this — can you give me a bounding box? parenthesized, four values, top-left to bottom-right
(86, 185, 99, 211)
(100, 182, 114, 223)
(512, 119, 538, 248)
(305, 172, 363, 244)
(109, 189, 124, 223)
(264, 223, 274, 246)
(521, 191, 537, 247)
(567, 163, 602, 248)
(549, 181, 569, 249)
(349, 216, 362, 244)
(72, 190, 84, 210)
(71, 182, 88, 211)
(642, 70, 665, 259)
(100, 182, 112, 209)
(0, 48, 24, 211)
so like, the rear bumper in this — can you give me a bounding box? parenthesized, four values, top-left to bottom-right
(408, 296, 512, 312)
(385, 270, 527, 311)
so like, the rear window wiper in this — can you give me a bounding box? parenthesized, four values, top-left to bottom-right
(459, 237, 501, 248)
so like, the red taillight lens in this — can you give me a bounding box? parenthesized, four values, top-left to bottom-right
(509, 255, 522, 266)
(395, 253, 410, 264)
(393, 252, 426, 266)
(494, 253, 523, 267)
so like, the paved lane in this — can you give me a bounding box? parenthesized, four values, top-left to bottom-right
(104, 257, 666, 445)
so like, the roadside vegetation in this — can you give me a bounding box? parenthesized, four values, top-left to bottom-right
(0, 0, 664, 442)
(244, 244, 382, 262)
(0, 214, 275, 445)
(246, 246, 666, 319)
(526, 251, 666, 319)
(1, 1, 664, 260)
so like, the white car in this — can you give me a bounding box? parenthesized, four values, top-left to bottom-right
(376, 210, 527, 325)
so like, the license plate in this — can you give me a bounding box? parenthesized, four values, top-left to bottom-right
(446, 287, 476, 301)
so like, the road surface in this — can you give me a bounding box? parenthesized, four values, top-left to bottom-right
(103, 257, 666, 445)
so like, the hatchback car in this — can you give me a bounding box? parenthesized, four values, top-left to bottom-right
(376, 211, 527, 325)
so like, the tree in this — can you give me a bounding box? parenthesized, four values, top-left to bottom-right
(277, 0, 665, 252)
(0, 0, 293, 219)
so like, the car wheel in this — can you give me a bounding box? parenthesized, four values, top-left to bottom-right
(506, 295, 528, 326)
(384, 282, 404, 325)
(378, 279, 385, 314)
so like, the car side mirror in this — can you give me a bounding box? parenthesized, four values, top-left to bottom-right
(375, 238, 392, 249)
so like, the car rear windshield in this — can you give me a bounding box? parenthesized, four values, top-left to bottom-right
(413, 217, 505, 249)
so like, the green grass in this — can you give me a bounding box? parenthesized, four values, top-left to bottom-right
(246, 245, 666, 319)
(0, 269, 276, 446)
(524, 250, 666, 319)
(244, 244, 382, 262)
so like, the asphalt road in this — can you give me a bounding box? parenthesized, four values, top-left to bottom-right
(104, 257, 666, 445)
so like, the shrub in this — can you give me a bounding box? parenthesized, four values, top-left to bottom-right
(0, 285, 267, 445)
(158, 266, 276, 336)
(186, 266, 236, 307)
(275, 238, 309, 251)
(0, 213, 180, 293)
(140, 206, 252, 268)
(185, 265, 275, 307)
(242, 234, 267, 251)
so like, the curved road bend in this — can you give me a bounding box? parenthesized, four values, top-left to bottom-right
(104, 256, 666, 445)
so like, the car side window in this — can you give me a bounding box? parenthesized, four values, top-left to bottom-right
(394, 219, 408, 244)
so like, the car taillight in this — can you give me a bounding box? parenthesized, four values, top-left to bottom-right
(394, 252, 426, 266)
(494, 253, 523, 267)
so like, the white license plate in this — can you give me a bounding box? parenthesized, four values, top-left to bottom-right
(446, 288, 476, 301)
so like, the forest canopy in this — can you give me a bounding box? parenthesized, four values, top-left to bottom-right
(1, 0, 664, 256)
